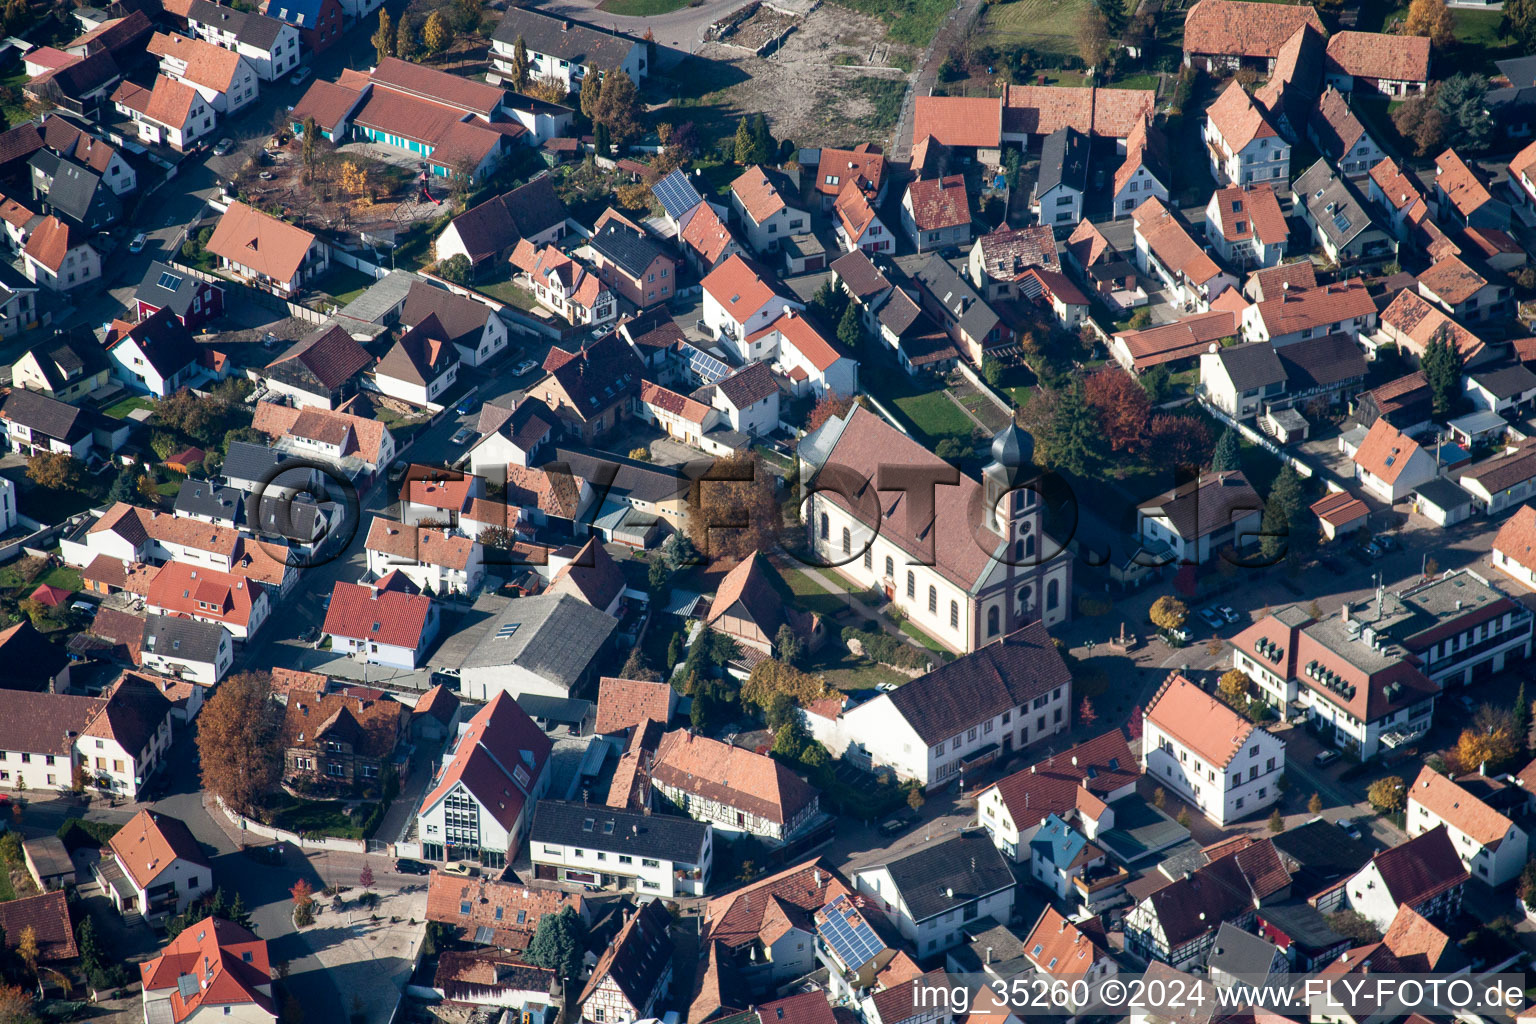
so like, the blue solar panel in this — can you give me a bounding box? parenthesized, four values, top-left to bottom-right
(686, 345, 730, 385)
(818, 896, 883, 970)
(653, 169, 704, 220)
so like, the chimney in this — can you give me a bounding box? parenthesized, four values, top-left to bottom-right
(562, 19, 572, 29)
(1341, 603, 1349, 622)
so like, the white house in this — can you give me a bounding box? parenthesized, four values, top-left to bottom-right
(1460, 441, 1536, 515)
(1132, 198, 1238, 312)
(105, 809, 211, 919)
(1199, 342, 1287, 420)
(76, 674, 177, 801)
(1239, 281, 1377, 347)
(1031, 126, 1089, 231)
(0, 691, 102, 791)
(415, 692, 552, 868)
(806, 620, 1072, 791)
(1492, 505, 1536, 591)
(1406, 766, 1528, 886)
(1204, 184, 1289, 270)
(365, 518, 484, 597)
(700, 361, 780, 436)
(22, 217, 99, 292)
(729, 165, 809, 256)
(322, 579, 440, 670)
(205, 202, 328, 300)
(1344, 826, 1468, 930)
(528, 801, 710, 897)
(185, 0, 300, 82)
(148, 31, 259, 115)
(111, 75, 215, 152)
(140, 614, 234, 687)
(1112, 116, 1169, 218)
(489, 6, 645, 94)
(833, 183, 893, 255)
(400, 280, 510, 368)
(1308, 86, 1384, 179)
(853, 830, 1015, 957)
(373, 315, 461, 409)
(1137, 471, 1264, 565)
(700, 254, 804, 358)
(1142, 673, 1286, 825)
(1352, 418, 1437, 504)
(576, 900, 672, 1024)
(103, 308, 200, 397)
(1204, 81, 1289, 187)
(745, 310, 858, 398)
(1021, 907, 1118, 1018)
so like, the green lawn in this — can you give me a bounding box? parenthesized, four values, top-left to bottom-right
(782, 566, 863, 618)
(0, 561, 81, 592)
(803, 642, 908, 691)
(0, 868, 16, 903)
(101, 396, 156, 419)
(266, 797, 378, 840)
(899, 619, 949, 655)
(312, 266, 376, 306)
(980, 0, 1092, 57)
(475, 277, 539, 310)
(1447, 9, 1518, 74)
(599, 0, 690, 12)
(894, 390, 972, 441)
(831, 0, 956, 45)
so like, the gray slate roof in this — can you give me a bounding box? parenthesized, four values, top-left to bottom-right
(869, 829, 1015, 922)
(1216, 342, 1286, 392)
(530, 799, 708, 861)
(134, 262, 209, 319)
(1294, 158, 1374, 248)
(186, 0, 287, 49)
(173, 480, 243, 521)
(913, 254, 999, 344)
(589, 220, 668, 280)
(30, 150, 119, 228)
(142, 612, 227, 664)
(460, 592, 617, 690)
(1, 388, 94, 443)
(1208, 922, 1283, 982)
(492, 6, 641, 68)
(1037, 125, 1088, 196)
(222, 441, 287, 487)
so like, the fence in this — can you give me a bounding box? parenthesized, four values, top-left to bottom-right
(953, 360, 1014, 417)
(215, 795, 369, 853)
(332, 247, 390, 281)
(1202, 401, 1316, 480)
(166, 259, 330, 325)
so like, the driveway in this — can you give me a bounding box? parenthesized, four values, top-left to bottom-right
(528, 0, 753, 53)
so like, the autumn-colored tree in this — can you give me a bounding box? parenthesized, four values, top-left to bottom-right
(1149, 595, 1187, 632)
(371, 8, 393, 63)
(0, 985, 37, 1024)
(339, 160, 370, 202)
(1083, 366, 1151, 453)
(1392, 92, 1446, 156)
(686, 451, 779, 561)
(806, 392, 854, 433)
(1078, 696, 1097, 726)
(395, 15, 418, 60)
(423, 11, 451, 55)
(196, 671, 284, 815)
(25, 451, 81, 491)
(907, 786, 925, 811)
(1153, 786, 1166, 808)
(16, 926, 38, 983)
(741, 658, 831, 710)
(593, 69, 644, 146)
(1267, 808, 1285, 833)
(1367, 775, 1405, 813)
(1403, 0, 1455, 47)
(1454, 724, 1520, 773)
(1075, 5, 1111, 69)
(580, 74, 604, 122)
(1146, 413, 1212, 469)
(1218, 669, 1250, 706)
(509, 36, 531, 88)
(359, 864, 374, 891)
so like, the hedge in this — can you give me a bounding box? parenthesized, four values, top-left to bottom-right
(57, 818, 122, 850)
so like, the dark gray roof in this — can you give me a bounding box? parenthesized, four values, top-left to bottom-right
(1412, 476, 1471, 511)
(1273, 332, 1367, 390)
(401, 280, 494, 353)
(492, 6, 642, 68)
(1216, 342, 1286, 392)
(460, 592, 617, 689)
(1037, 125, 1088, 196)
(186, 0, 287, 49)
(34, 50, 120, 101)
(1, 388, 93, 443)
(529, 799, 709, 861)
(221, 440, 285, 486)
(251, 494, 324, 540)
(555, 446, 689, 506)
(29, 149, 119, 228)
(18, 334, 108, 392)
(589, 220, 668, 280)
(134, 261, 206, 318)
(913, 254, 999, 344)
(173, 480, 242, 520)
(870, 830, 1015, 922)
(1253, 902, 1345, 952)
(141, 612, 227, 664)
(110, 310, 198, 378)
(1294, 158, 1373, 248)
(516, 692, 592, 724)
(1496, 55, 1536, 88)
(885, 621, 1069, 746)
(1471, 362, 1536, 400)
(1208, 922, 1283, 982)
(446, 175, 569, 264)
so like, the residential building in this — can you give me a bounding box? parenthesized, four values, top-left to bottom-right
(10, 335, 109, 402)
(28, 150, 120, 231)
(261, 322, 371, 409)
(40, 115, 136, 196)
(594, 676, 677, 738)
(205, 201, 328, 298)
(525, 332, 642, 443)
(1377, 288, 1487, 366)
(911, 254, 1015, 365)
(911, 95, 1002, 160)
(1368, 156, 1434, 243)
(587, 216, 676, 308)
(185, 0, 299, 81)
(79, 675, 176, 799)
(853, 830, 1015, 956)
(139, 613, 233, 685)
(1241, 281, 1377, 347)
(2, 388, 128, 458)
(323, 578, 440, 669)
(467, 398, 559, 476)
(139, 919, 275, 1024)
(489, 7, 646, 93)
(651, 729, 821, 843)
(21, 216, 98, 291)
(1292, 160, 1395, 265)
(1492, 504, 1536, 590)
(1065, 219, 1147, 311)
(416, 692, 552, 868)
(1199, 342, 1286, 419)
(1132, 197, 1238, 311)
(1344, 825, 1467, 930)
(815, 143, 887, 210)
(637, 380, 715, 446)
(250, 400, 396, 476)
(1308, 87, 1384, 178)
(134, 261, 225, 330)
(1112, 115, 1170, 217)
(400, 279, 511, 368)
(0, 265, 38, 339)
(547, 537, 626, 615)
(680, 203, 744, 273)
(1205, 81, 1289, 187)
(1208, 923, 1287, 989)
(1417, 254, 1514, 325)
(1435, 148, 1512, 231)
(1124, 838, 1290, 967)
(998, 83, 1155, 147)
(146, 561, 272, 640)
(529, 801, 710, 897)
(425, 872, 586, 953)
(457, 593, 617, 702)
(1318, 905, 1465, 982)
(1460, 440, 1536, 515)
(697, 360, 780, 436)
(1143, 673, 1286, 825)
(1352, 416, 1436, 504)
(1032, 126, 1088, 231)
(512, 241, 615, 327)
(967, 224, 1059, 303)
(1181, 0, 1324, 71)
(699, 859, 852, 996)
(730, 165, 808, 255)
(1136, 471, 1263, 565)
(434, 175, 568, 275)
(1020, 908, 1116, 1015)
(901, 175, 972, 252)
(1406, 766, 1528, 886)
(365, 518, 483, 597)
(103, 308, 200, 397)
(700, 254, 804, 357)
(148, 31, 259, 114)
(833, 182, 892, 255)
(103, 809, 210, 918)
(261, 0, 343, 53)
(1324, 31, 1430, 95)
(1204, 183, 1288, 269)
(281, 687, 408, 789)
(576, 900, 672, 1024)
(0, 690, 103, 789)
(743, 309, 858, 398)
(111, 75, 215, 152)
(703, 552, 812, 656)
(375, 314, 461, 409)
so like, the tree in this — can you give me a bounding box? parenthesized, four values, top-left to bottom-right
(1308, 792, 1323, 815)
(438, 254, 472, 284)
(371, 8, 393, 63)
(1078, 696, 1097, 726)
(1140, 363, 1172, 402)
(1037, 378, 1108, 477)
(359, 864, 374, 891)
(1146, 414, 1212, 470)
(1083, 366, 1151, 454)
(290, 878, 315, 926)
(1367, 775, 1406, 813)
(0, 986, 36, 1024)
(422, 11, 451, 55)
(510, 36, 531, 89)
(1176, 807, 1191, 827)
(593, 121, 610, 158)
(1075, 5, 1111, 69)
(751, 114, 775, 165)
(526, 907, 585, 980)
(647, 557, 669, 589)
(1422, 329, 1460, 417)
(775, 624, 802, 666)
(1267, 808, 1285, 833)
(689, 681, 715, 732)
(1211, 429, 1241, 472)
(301, 116, 318, 182)
(805, 392, 854, 433)
(1260, 464, 1308, 561)
(1521, 857, 1536, 910)
(1516, 682, 1531, 757)
(1511, 0, 1536, 50)
(26, 452, 81, 491)
(1327, 911, 1381, 945)
(907, 785, 925, 811)
(763, 691, 796, 731)
(981, 355, 1004, 388)
(686, 451, 779, 561)
(620, 646, 659, 681)
(1436, 74, 1494, 152)
(1149, 595, 1187, 632)
(593, 70, 643, 147)
(1404, 0, 1455, 47)
(395, 16, 418, 60)
(196, 671, 284, 815)
(1391, 92, 1446, 156)
(663, 532, 700, 570)
(666, 632, 684, 671)
(1218, 669, 1250, 706)
(741, 658, 830, 710)
(734, 118, 757, 165)
(1153, 786, 1166, 809)
(836, 302, 862, 351)
(580, 75, 604, 123)
(771, 715, 809, 760)
(807, 280, 848, 325)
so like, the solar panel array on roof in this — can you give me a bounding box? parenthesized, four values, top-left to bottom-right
(157, 271, 183, 291)
(177, 975, 200, 1002)
(474, 925, 495, 943)
(495, 621, 520, 639)
(818, 895, 883, 971)
(652, 168, 704, 220)
(687, 345, 730, 384)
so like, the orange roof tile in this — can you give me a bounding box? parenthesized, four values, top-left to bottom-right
(912, 95, 1001, 148)
(595, 676, 674, 735)
(1408, 765, 1515, 847)
(1144, 673, 1257, 769)
(731, 165, 790, 224)
(815, 143, 885, 197)
(1183, 0, 1324, 59)
(1132, 196, 1222, 285)
(1353, 418, 1423, 484)
(22, 215, 73, 272)
(1493, 504, 1536, 577)
(148, 31, 242, 91)
(681, 203, 737, 265)
(1326, 31, 1430, 85)
(904, 174, 969, 232)
(109, 809, 209, 889)
(1435, 149, 1494, 219)
(1208, 183, 1287, 244)
(1207, 80, 1279, 150)
(1001, 84, 1155, 138)
(1417, 254, 1488, 306)
(206, 202, 317, 284)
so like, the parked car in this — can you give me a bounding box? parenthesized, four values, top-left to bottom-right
(213, 137, 235, 156)
(1336, 818, 1363, 841)
(1219, 606, 1240, 624)
(128, 232, 147, 253)
(1313, 749, 1341, 768)
(1376, 535, 1398, 552)
(1199, 607, 1225, 630)
(451, 426, 474, 445)
(441, 862, 476, 877)
(1319, 556, 1346, 576)
(878, 815, 914, 837)
(456, 396, 477, 416)
(394, 858, 431, 875)
(511, 358, 538, 376)
(290, 67, 312, 87)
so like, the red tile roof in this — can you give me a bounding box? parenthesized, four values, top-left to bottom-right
(110, 809, 210, 889)
(1417, 254, 1488, 306)
(23, 216, 75, 273)
(595, 676, 675, 735)
(1494, 504, 1536, 576)
(1380, 288, 1484, 362)
(1361, 825, 1468, 908)
(322, 580, 434, 649)
(652, 729, 818, 826)
(1325, 30, 1430, 84)
(1353, 418, 1423, 484)
(425, 871, 584, 950)
(1208, 183, 1287, 244)
(1133, 196, 1222, 285)
(1310, 489, 1369, 527)
(1145, 673, 1257, 768)
(978, 729, 1136, 821)
(1435, 149, 1494, 219)
(1408, 765, 1514, 847)
(148, 560, 264, 630)
(731, 164, 791, 224)
(1114, 310, 1237, 369)
(701, 254, 792, 323)
(418, 691, 551, 831)
(704, 859, 851, 951)
(815, 143, 885, 197)
(747, 309, 844, 372)
(904, 174, 970, 232)
(912, 95, 1001, 148)
(1207, 80, 1279, 151)
(206, 202, 316, 284)
(1002, 84, 1155, 138)
(1249, 281, 1375, 337)
(140, 919, 273, 1023)
(1183, 0, 1324, 59)
(0, 892, 76, 962)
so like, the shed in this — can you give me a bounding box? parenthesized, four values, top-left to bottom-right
(1412, 477, 1473, 527)
(1446, 409, 1510, 448)
(28, 583, 73, 608)
(165, 446, 206, 473)
(1310, 490, 1370, 541)
(22, 836, 75, 890)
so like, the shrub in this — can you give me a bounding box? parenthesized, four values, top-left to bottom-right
(57, 818, 122, 851)
(841, 625, 925, 670)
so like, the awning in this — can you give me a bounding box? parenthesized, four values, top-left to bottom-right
(961, 742, 1001, 767)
